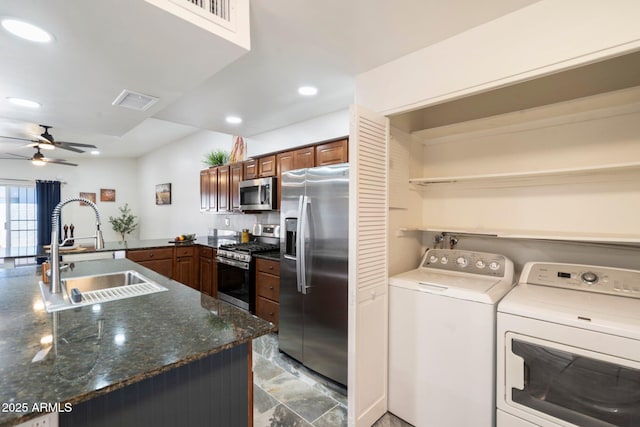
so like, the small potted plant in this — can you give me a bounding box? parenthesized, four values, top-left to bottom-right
(203, 149, 230, 167)
(109, 203, 138, 242)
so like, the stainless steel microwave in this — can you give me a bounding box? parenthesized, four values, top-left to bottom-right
(239, 177, 276, 211)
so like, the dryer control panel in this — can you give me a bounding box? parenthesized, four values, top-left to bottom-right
(421, 249, 509, 277)
(524, 262, 640, 298)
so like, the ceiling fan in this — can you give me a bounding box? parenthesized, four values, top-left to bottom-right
(0, 125, 97, 153)
(0, 146, 78, 167)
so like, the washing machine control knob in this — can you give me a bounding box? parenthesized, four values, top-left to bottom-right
(581, 271, 598, 285)
(440, 256, 449, 264)
(489, 261, 500, 271)
(475, 260, 486, 269)
(455, 257, 468, 268)
(429, 255, 438, 263)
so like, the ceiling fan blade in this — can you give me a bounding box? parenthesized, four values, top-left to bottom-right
(44, 158, 78, 167)
(0, 135, 36, 143)
(0, 152, 31, 160)
(57, 141, 98, 148)
(51, 143, 85, 153)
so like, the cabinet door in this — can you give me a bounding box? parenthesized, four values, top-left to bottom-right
(316, 139, 348, 165)
(258, 155, 276, 177)
(199, 256, 212, 296)
(217, 165, 230, 212)
(276, 147, 314, 209)
(200, 169, 210, 211)
(243, 160, 257, 180)
(230, 163, 243, 211)
(175, 256, 196, 289)
(211, 249, 218, 298)
(139, 259, 173, 278)
(208, 168, 218, 212)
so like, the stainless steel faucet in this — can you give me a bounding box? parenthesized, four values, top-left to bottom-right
(49, 197, 104, 294)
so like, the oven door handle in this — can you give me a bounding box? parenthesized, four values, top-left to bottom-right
(506, 351, 526, 391)
(216, 256, 249, 270)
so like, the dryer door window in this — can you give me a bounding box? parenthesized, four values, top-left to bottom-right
(505, 333, 640, 427)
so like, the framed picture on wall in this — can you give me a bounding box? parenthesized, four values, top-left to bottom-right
(100, 188, 116, 202)
(79, 192, 96, 206)
(155, 183, 171, 205)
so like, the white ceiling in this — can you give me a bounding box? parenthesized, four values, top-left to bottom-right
(0, 0, 539, 159)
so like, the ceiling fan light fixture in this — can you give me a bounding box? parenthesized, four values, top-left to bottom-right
(32, 158, 46, 166)
(6, 97, 41, 108)
(1, 18, 53, 43)
(298, 86, 318, 96)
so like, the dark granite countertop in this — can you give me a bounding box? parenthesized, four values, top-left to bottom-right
(102, 235, 240, 251)
(254, 250, 281, 262)
(0, 259, 273, 427)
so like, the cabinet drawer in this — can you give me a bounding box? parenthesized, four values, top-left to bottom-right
(199, 246, 213, 258)
(175, 246, 195, 257)
(256, 258, 280, 276)
(257, 273, 280, 301)
(256, 297, 279, 328)
(126, 248, 173, 262)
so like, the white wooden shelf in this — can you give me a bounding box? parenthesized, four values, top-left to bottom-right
(399, 226, 640, 245)
(409, 161, 640, 187)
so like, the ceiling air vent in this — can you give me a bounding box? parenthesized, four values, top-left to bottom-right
(112, 89, 159, 111)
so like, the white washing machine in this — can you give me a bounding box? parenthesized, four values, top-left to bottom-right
(497, 262, 640, 427)
(389, 248, 515, 427)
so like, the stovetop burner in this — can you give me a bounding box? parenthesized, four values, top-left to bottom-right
(219, 242, 279, 254)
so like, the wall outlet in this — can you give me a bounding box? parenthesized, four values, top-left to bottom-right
(15, 412, 58, 427)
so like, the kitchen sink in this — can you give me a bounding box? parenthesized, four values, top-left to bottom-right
(39, 270, 168, 313)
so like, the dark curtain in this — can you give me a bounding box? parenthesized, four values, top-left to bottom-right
(36, 180, 61, 263)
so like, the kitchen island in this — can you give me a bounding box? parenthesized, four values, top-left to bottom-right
(0, 258, 274, 427)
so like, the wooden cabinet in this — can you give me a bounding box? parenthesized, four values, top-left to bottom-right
(208, 168, 218, 212)
(200, 169, 210, 211)
(174, 246, 197, 290)
(217, 165, 230, 212)
(199, 246, 217, 297)
(230, 163, 243, 211)
(277, 146, 315, 209)
(243, 159, 257, 180)
(255, 258, 280, 330)
(258, 155, 277, 177)
(315, 139, 348, 165)
(126, 247, 174, 278)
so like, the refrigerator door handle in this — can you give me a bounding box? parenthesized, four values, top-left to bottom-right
(300, 195, 309, 294)
(295, 195, 304, 293)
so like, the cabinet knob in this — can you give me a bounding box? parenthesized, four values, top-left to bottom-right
(269, 286, 274, 290)
(149, 254, 154, 258)
(268, 265, 273, 270)
(269, 312, 274, 316)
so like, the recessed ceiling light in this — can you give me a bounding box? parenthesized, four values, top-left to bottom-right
(225, 116, 242, 124)
(6, 97, 41, 108)
(298, 86, 318, 96)
(1, 18, 53, 43)
(90, 150, 100, 156)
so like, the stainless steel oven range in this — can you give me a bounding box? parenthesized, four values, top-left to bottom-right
(216, 241, 278, 312)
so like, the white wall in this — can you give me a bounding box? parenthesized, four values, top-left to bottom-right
(0, 157, 138, 243)
(246, 108, 349, 157)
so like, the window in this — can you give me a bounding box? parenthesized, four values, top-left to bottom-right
(0, 184, 37, 255)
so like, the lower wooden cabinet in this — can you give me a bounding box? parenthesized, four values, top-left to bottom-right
(126, 247, 174, 278)
(199, 246, 218, 297)
(255, 258, 280, 330)
(174, 246, 197, 290)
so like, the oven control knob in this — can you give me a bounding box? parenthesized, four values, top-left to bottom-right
(429, 255, 438, 264)
(489, 261, 500, 271)
(455, 257, 468, 268)
(475, 260, 486, 269)
(440, 256, 449, 264)
(581, 271, 598, 285)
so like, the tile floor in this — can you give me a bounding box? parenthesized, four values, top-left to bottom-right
(252, 334, 412, 427)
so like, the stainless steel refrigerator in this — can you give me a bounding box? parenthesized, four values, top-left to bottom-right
(279, 163, 349, 386)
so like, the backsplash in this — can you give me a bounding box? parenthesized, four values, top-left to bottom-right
(208, 211, 281, 234)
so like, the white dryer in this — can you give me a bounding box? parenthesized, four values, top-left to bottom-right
(389, 249, 514, 427)
(497, 262, 640, 427)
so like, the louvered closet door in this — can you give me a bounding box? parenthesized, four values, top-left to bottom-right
(347, 104, 389, 427)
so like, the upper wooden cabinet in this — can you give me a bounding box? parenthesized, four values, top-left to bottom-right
(316, 139, 348, 165)
(217, 165, 230, 212)
(230, 163, 243, 211)
(258, 155, 277, 177)
(200, 170, 210, 211)
(208, 168, 218, 212)
(243, 159, 257, 180)
(276, 146, 315, 209)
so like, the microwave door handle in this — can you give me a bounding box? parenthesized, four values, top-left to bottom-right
(261, 184, 269, 204)
(295, 195, 304, 293)
(299, 195, 309, 294)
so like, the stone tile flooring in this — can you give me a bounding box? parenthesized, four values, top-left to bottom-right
(252, 334, 413, 427)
